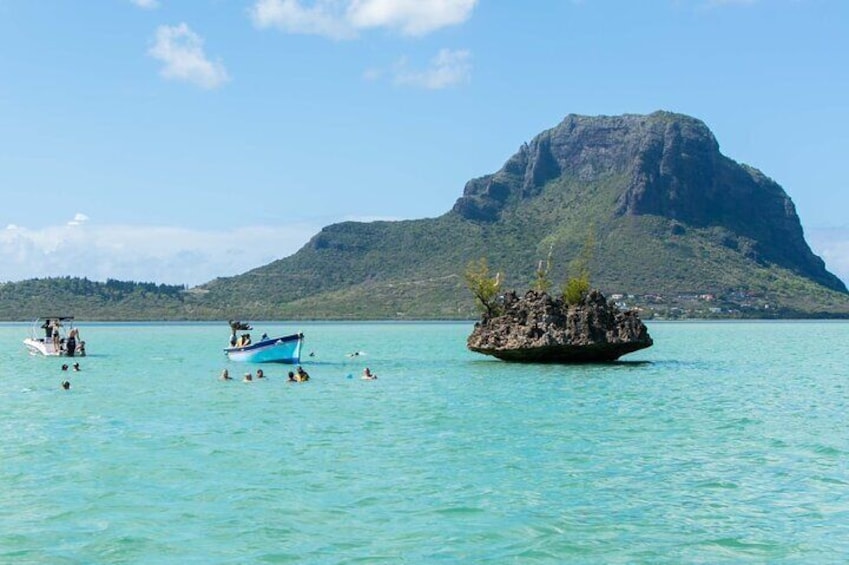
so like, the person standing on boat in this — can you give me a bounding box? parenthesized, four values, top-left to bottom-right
(42, 319, 53, 340)
(51, 320, 61, 353)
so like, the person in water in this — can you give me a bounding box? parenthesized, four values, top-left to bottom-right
(72, 363, 80, 371)
(61, 380, 70, 390)
(243, 372, 253, 382)
(65, 327, 79, 357)
(220, 369, 232, 380)
(61, 364, 69, 371)
(362, 367, 377, 380)
(256, 369, 265, 379)
(295, 366, 310, 382)
(287, 371, 297, 382)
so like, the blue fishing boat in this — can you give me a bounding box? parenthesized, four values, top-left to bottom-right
(224, 321, 304, 364)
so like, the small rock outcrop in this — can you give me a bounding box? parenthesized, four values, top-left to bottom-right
(467, 289, 653, 363)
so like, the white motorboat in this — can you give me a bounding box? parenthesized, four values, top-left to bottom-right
(23, 316, 86, 357)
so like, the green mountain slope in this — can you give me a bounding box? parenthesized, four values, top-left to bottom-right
(2, 111, 847, 320)
(199, 111, 849, 319)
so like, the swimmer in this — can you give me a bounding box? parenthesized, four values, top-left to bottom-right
(72, 362, 80, 371)
(287, 371, 297, 382)
(220, 369, 232, 380)
(295, 366, 310, 382)
(61, 380, 70, 390)
(243, 372, 253, 382)
(362, 367, 377, 380)
(61, 364, 69, 371)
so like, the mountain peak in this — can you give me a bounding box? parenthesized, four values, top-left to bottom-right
(452, 111, 719, 222)
(450, 110, 844, 293)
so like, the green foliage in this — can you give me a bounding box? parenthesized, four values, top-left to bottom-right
(532, 245, 553, 293)
(463, 258, 503, 316)
(563, 273, 591, 305)
(561, 226, 595, 305)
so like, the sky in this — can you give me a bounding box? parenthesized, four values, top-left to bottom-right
(1, 0, 847, 287)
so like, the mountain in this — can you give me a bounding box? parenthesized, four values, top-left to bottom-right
(196, 111, 849, 319)
(2, 111, 847, 320)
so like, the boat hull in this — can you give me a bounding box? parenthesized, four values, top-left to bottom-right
(24, 338, 62, 356)
(224, 333, 303, 364)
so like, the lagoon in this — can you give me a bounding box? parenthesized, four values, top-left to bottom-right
(1, 321, 848, 563)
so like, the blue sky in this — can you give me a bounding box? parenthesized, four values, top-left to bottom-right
(1, 0, 847, 286)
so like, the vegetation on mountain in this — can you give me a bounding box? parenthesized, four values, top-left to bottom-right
(0, 278, 205, 320)
(2, 110, 848, 320)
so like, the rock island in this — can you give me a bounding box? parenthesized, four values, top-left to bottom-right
(467, 289, 653, 363)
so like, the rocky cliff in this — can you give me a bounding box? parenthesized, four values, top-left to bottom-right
(452, 111, 845, 293)
(467, 289, 653, 362)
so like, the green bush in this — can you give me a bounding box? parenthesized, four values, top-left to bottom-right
(464, 258, 503, 316)
(563, 274, 590, 305)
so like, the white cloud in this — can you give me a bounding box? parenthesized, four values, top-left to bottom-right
(130, 0, 160, 9)
(347, 0, 478, 36)
(250, 0, 356, 39)
(0, 217, 318, 286)
(250, 0, 477, 39)
(806, 227, 849, 287)
(68, 213, 89, 226)
(393, 48, 471, 89)
(148, 23, 230, 89)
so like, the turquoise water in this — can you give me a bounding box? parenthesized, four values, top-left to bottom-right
(1, 321, 848, 563)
